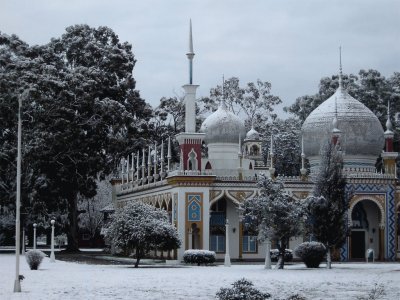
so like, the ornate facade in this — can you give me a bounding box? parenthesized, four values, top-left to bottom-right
(111, 24, 399, 262)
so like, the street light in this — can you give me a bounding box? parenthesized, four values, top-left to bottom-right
(50, 220, 55, 262)
(33, 223, 37, 250)
(13, 95, 22, 293)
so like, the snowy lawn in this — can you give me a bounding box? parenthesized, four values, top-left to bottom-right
(0, 254, 399, 300)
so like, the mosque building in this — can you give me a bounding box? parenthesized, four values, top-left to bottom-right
(111, 23, 400, 262)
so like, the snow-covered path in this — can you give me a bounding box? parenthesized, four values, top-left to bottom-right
(0, 254, 399, 299)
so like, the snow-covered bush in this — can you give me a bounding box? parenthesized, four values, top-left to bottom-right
(183, 249, 216, 266)
(295, 242, 326, 268)
(25, 250, 46, 270)
(216, 278, 271, 300)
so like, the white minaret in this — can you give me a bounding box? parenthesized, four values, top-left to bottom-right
(175, 20, 205, 172)
(183, 19, 198, 133)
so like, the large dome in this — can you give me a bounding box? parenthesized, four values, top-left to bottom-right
(302, 87, 384, 158)
(200, 101, 246, 144)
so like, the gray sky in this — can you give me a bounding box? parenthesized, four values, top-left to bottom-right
(1, 0, 400, 115)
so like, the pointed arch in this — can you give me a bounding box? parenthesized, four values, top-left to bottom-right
(205, 161, 212, 170)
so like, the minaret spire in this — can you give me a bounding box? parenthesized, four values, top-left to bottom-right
(187, 19, 195, 85)
(386, 101, 393, 133)
(300, 135, 307, 180)
(221, 74, 227, 110)
(338, 46, 343, 90)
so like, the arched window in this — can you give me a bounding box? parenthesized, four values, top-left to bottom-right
(249, 162, 253, 170)
(187, 148, 198, 170)
(250, 145, 259, 156)
(205, 161, 212, 169)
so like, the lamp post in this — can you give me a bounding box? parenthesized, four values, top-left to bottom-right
(50, 220, 55, 262)
(22, 229, 25, 255)
(33, 223, 37, 250)
(224, 219, 231, 267)
(13, 95, 22, 293)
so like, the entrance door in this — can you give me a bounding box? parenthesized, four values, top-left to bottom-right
(351, 231, 365, 259)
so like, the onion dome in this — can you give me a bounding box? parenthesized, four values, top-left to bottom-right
(302, 86, 384, 173)
(200, 100, 246, 144)
(245, 126, 260, 140)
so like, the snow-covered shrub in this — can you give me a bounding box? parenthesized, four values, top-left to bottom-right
(295, 242, 326, 268)
(183, 249, 216, 266)
(216, 278, 271, 300)
(25, 250, 46, 270)
(356, 283, 386, 300)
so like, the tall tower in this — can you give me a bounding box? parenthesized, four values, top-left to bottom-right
(175, 20, 205, 172)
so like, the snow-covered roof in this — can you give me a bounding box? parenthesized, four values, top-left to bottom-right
(200, 101, 246, 144)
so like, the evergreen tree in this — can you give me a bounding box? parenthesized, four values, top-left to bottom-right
(260, 118, 303, 176)
(105, 201, 181, 268)
(0, 26, 151, 251)
(304, 141, 348, 268)
(243, 175, 303, 269)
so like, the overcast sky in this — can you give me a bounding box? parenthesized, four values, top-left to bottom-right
(1, 0, 400, 115)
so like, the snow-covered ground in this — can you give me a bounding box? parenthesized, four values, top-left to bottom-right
(0, 254, 399, 300)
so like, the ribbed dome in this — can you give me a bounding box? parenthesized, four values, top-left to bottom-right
(200, 101, 246, 144)
(245, 126, 260, 140)
(302, 87, 384, 158)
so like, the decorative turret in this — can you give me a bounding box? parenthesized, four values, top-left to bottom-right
(384, 101, 394, 152)
(243, 123, 263, 168)
(238, 133, 243, 180)
(300, 135, 307, 180)
(382, 101, 397, 177)
(269, 134, 275, 179)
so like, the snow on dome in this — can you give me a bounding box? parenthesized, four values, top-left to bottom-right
(302, 87, 384, 158)
(200, 101, 246, 144)
(245, 126, 260, 140)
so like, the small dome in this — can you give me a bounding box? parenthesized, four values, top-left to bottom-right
(245, 126, 260, 140)
(200, 101, 246, 144)
(302, 87, 384, 158)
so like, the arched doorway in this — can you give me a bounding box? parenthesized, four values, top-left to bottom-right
(350, 200, 382, 260)
(209, 196, 241, 259)
(209, 198, 226, 253)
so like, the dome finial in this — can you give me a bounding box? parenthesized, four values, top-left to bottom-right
(385, 101, 393, 132)
(338, 46, 344, 90)
(220, 74, 227, 110)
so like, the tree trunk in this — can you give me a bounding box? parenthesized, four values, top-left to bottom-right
(66, 195, 80, 252)
(327, 247, 332, 269)
(135, 248, 141, 268)
(277, 240, 286, 269)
